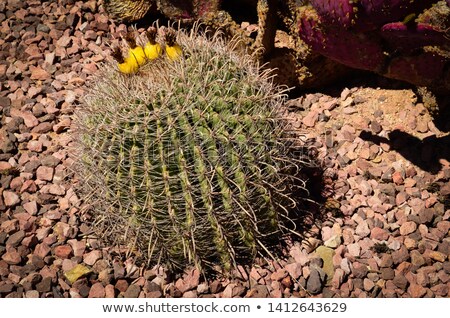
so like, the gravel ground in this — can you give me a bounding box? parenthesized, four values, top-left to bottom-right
(0, 0, 449, 298)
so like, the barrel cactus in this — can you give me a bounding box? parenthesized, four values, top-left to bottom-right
(74, 26, 308, 273)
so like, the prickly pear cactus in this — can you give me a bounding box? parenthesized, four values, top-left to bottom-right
(75, 27, 308, 272)
(297, 0, 450, 93)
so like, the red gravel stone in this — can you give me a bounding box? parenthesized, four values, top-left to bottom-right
(400, 221, 417, 236)
(2, 250, 22, 265)
(370, 227, 389, 241)
(0, 161, 12, 173)
(270, 268, 288, 281)
(3, 191, 20, 207)
(34, 243, 51, 258)
(392, 246, 410, 265)
(67, 239, 86, 257)
(105, 284, 115, 298)
(36, 166, 54, 181)
(89, 282, 105, 298)
(115, 279, 128, 293)
(30, 66, 51, 81)
(392, 171, 404, 185)
(351, 262, 369, 279)
(285, 263, 302, 280)
(408, 283, 427, 297)
(303, 111, 319, 127)
(423, 250, 447, 263)
(54, 245, 73, 259)
(83, 250, 102, 266)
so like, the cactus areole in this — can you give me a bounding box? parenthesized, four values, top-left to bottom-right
(75, 27, 309, 273)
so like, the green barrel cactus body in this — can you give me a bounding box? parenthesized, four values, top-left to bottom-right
(75, 28, 305, 272)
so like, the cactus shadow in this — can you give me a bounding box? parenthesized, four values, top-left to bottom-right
(359, 129, 450, 175)
(273, 145, 331, 248)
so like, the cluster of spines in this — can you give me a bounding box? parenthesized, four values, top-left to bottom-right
(111, 27, 183, 74)
(78, 27, 303, 273)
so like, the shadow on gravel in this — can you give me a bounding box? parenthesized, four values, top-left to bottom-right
(360, 129, 450, 174)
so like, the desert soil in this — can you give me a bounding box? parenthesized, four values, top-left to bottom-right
(0, 0, 449, 298)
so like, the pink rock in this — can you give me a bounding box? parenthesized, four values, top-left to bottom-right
(57, 35, 72, 48)
(321, 226, 332, 241)
(363, 278, 374, 292)
(21, 112, 39, 128)
(404, 178, 416, 188)
(289, 246, 310, 265)
(105, 284, 115, 298)
(34, 243, 51, 258)
(0, 161, 12, 173)
(340, 258, 352, 274)
(437, 221, 450, 234)
(36, 166, 54, 181)
(2, 250, 22, 265)
(115, 279, 129, 293)
(27, 140, 43, 152)
(409, 198, 426, 214)
(355, 221, 370, 237)
(0, 220, 19, 234)
(400, 221, 417, 236)
(370, 227, 389, 241)
(222, 284, 234, 298)
(44, 210, 62, 220)
(392, 171, 404, 185)
(176, 268, 200, 293)
(68, 239, 86, 257)
(32, 122, 53, 134)
(83, 250, 102, 266)
(3, 191, 20, 206)
(10, 177, 24, 191)
(395, 191, 409, 205)
(408, 283, 427, 298)
(342, 228, 355, 244)
(20, 180, 37, 193)
(285, 263, 302, 279)
(54, 222, 70, 238)
(404, 237, 417, 250)
(332, 268, 345, 289)
(182, 290, 198, 298)
(89, 282, 106, 298)
(48, 184, 66, 195)
(430, 284, 449, 297)
(61, 259, 77, 272)
(54, 245, 73, 259)
(302, 110, 319, 127)
(270, 268, 288, 281)
(30, 66, 50, 81)
(347, 243, 361, 257)
(423, 250, 447, 262)
(15, 8, 27, 19)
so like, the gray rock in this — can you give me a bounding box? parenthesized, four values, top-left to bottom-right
(124, 284, 141, 298)
(306, 267, 325, 295)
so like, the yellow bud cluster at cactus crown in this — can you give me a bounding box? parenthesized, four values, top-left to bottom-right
(111, 27, 183, 74)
